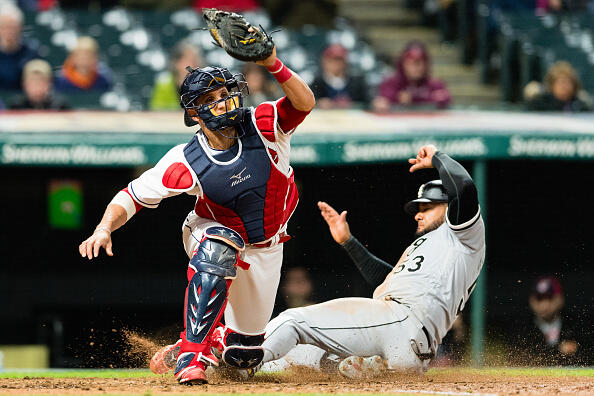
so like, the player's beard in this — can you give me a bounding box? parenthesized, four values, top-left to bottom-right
(415, 212, 446, 238)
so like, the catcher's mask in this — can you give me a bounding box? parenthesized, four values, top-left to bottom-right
(404, 180, 448, 215)
(180, 66, 249, 136)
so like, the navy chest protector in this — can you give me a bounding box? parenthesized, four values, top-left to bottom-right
(183, 110, 296, 244)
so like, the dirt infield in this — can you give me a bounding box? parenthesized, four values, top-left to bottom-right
(1, 368, 593, 395)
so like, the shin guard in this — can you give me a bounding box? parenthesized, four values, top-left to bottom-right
(175, 226, 245, 379)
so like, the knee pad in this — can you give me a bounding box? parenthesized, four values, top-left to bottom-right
(185, 226, 245, 345)
(189, 226, 245, 279)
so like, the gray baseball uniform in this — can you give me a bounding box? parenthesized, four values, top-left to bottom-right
(259, 151, 485, 373)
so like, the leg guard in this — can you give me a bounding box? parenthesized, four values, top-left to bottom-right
(175, 226, 245, 381)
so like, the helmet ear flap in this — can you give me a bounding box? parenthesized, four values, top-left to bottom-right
(184, 111, 198, 127)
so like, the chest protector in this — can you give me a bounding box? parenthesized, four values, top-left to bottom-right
(183, 106, 298, 244)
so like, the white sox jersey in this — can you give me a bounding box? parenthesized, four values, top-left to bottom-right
(373, 208, 485, 346)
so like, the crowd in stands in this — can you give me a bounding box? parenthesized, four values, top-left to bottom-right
(310, 43, 369, 109)
(1, 1, 593, 114)
(524, 60, 592, 112)
(7, 58, 68, 109)
(372, 40, 450, 111)
(0, 3, 39, 91)
(54, 36, 113, 93)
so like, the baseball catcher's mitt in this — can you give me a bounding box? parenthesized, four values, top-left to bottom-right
(202, 8, 275, 62)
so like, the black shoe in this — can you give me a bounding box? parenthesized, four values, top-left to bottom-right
(222, 345, 264, 369)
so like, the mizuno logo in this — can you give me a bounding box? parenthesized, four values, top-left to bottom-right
(230, 167, 247, 180)
(230, 167, 251, 187)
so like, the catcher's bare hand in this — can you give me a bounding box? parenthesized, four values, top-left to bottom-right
(318, 201, 351, 245)
(79, 229, 113, 260)
(409, 144, 438, 173)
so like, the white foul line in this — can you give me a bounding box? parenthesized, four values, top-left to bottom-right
(390, 389, 498, 396)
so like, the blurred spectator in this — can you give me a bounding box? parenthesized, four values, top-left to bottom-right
(241, 62, 279, 108)
(0, 3, 40, 90)
(513, 276, 590, 366)
(8, 59, 68, 110)
(373, 41, 451, 111)
(436, 0, 457, 43)
(431, 315, 467, 367)
(54, 36, 113, 93)
(194, 0, 259, 12)
(535, 0, 567, 15)
(149, 40, 203, 111)
(281, 267, 315, 309)
(266, 0, 336, 28)
(310, 44, 369, 109)
(524, 61, 592, 112)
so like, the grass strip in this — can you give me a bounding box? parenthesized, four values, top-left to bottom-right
(0, 369, 155, 378)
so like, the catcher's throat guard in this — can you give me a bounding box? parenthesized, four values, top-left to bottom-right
(180, 66, 249, 134)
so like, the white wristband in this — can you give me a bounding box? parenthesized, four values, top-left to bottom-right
(110, 190, 138, 221)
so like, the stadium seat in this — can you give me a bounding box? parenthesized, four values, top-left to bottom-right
(18, 8, 379, 110)
(497, 11, 594, 101)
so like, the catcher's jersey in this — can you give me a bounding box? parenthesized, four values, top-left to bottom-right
(373, 208, 485, 345)
(123, 101, 295, 242)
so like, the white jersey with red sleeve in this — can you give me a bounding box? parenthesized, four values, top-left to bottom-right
(109, 98, 306, 225)
(109, 144, 199, 220)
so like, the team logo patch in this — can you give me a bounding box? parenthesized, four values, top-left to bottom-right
(417, 184, 425, 198)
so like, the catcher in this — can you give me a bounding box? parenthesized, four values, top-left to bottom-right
(79, 9, 315, 385)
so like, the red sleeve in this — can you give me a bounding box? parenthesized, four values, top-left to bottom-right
(276, 96, 310, 133)
(122, 187, 144, 212)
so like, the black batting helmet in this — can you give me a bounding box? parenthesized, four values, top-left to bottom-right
(404, 180, 448, 215)
(180, 66, 249, 130)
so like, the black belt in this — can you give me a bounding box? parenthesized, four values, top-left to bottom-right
(385, 296, 435, 360)
(419, 326, 435, 360)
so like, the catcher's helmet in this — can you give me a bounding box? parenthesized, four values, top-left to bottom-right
(404, 180, 448, 215)
(180, 66, 249, 132)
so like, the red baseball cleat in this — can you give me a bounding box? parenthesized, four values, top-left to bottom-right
(175, 351, 214, 385)
(149, 339, 181, 374)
